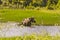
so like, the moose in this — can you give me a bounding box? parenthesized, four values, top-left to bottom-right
(18, 17, 36, 27)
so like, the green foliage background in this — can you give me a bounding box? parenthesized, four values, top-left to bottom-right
(0, 0, 60, 9)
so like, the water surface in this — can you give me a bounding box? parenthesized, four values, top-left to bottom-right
(0, 22, 60, 37)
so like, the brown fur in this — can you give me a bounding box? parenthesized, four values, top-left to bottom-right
(18, 17, 36, 26)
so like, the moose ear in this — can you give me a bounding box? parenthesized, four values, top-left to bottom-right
(29, 18, 31, 20)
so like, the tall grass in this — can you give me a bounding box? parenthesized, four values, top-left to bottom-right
(0, 34, 60, 40)
(0, 9, 60, 25)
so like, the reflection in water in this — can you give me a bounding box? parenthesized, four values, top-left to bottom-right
(0, 22, 60, 37)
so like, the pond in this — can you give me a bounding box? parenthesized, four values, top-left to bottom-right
(0, 22, 60, 37)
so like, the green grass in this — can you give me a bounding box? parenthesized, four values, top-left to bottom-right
(0, 9, 60, 39)
(0, 9, 60, 25)
(0, 34, 60, 40)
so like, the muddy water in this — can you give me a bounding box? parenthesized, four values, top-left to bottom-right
(0, 22, 60, 37)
